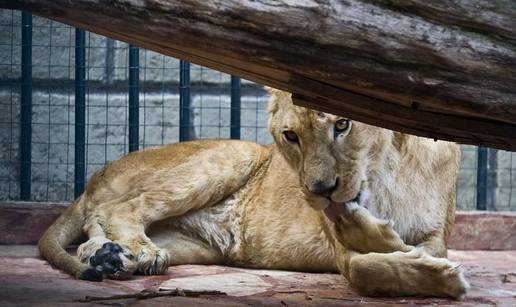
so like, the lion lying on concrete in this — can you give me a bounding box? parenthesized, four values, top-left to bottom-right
(39, 88, 469, 298)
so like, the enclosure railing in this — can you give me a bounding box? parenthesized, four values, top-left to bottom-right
(19, 11, 31, 200)
(7, 12, 500, 210)
(74, 28, 85, 198)
(16, 13, 244, 200)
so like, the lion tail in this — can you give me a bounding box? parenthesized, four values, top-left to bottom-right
(38, 196, 95, 280)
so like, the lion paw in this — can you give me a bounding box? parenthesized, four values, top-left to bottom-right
(77, 238, 136, 281)
(410, 249, 470, 298)
(135, 247, 170, 275)
(334, 202, 409, 253)
(340, 202, 391, 229)
(348, 249, 469, 298)
(87, 242, 136, 280)
(435, 257, 470, 299)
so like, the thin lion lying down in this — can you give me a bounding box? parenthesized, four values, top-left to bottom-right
(39, 88, 469, 298)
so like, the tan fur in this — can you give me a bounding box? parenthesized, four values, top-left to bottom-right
(39, 89, 468, 298)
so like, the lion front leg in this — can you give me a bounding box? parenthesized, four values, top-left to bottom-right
(79, 196, 173, 278)
(417, 232, 449, 258)
(105, 213, 171, 275)
(77, 216, 169, 279)
(330, 202, 413, 254)
(337, 248, 469, 298)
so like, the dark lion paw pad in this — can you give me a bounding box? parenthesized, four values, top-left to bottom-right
(89, 242, 125, 275)
(79, 265, 103, 281)
(102, 242, 123, 253)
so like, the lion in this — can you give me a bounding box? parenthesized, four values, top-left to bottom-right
(38, 88, 469, 298)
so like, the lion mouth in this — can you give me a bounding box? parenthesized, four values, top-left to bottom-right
(323, 190, 362, 223)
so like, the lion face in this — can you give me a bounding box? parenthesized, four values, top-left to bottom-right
(267, 89, 376, 210)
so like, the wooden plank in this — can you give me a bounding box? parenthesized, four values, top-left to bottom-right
(290, 75, 516, 150)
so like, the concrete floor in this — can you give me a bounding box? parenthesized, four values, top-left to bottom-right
(0, 246, 515, 306)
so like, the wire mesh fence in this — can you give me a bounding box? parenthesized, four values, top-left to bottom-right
(0, 10, 514, 210)
(0, 9, 21, 201)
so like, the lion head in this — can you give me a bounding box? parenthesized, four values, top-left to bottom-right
(267, 88, 379, 211)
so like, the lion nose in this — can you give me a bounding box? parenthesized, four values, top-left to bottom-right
(308, 180, 337, 196)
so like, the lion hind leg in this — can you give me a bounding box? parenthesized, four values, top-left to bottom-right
(150, 230, 224, 265)
(347, 249, 469, 299)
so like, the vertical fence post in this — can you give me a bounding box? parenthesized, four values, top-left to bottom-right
(104, 38, 115, 85)
(230, 76, 241, 139)
(19, 12, 32, 200)
(179, 60, 191, 141)
(476, 147, 488, 210)
(128, 45, 139, 152)
(74, 29, 86, 198)
(486, 148, 498, 210)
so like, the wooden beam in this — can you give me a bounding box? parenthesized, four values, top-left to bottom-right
(290, 75, 516, 150)
(1, 0, 515, 149)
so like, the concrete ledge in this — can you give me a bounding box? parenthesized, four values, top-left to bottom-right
(0, 202, 69, 245)
(448, 211, 516, 250)
(1, 202, 515, 250)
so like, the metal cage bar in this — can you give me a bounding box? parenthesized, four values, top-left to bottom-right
(476, 147, 488, 210)
(74, 29, 86, 198)
(19, 12, 32, 200)
(230, 76, 241, 139)
(179, 60, 191, 141)
(128, 45, 139, 152)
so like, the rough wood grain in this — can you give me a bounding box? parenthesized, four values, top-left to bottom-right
(1, 0, 515, 149)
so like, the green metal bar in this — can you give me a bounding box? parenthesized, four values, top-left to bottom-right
(74, 29, 86, 198)
(179, 60, 191, 141)
(19, 12, 32, 200)
(230, 76, 241, 139)
(476, 147, 488, 210)
(128, 45, 139, 152)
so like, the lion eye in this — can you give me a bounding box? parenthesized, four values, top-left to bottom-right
(283, 130, 299, 143)
(335, 119, 350, 134)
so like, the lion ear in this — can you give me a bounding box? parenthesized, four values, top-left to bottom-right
(265, 86, 290, 115)
(264, 86, 284, 96)
(267, 94, 279, 114)
(265, 86, 282, 114)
